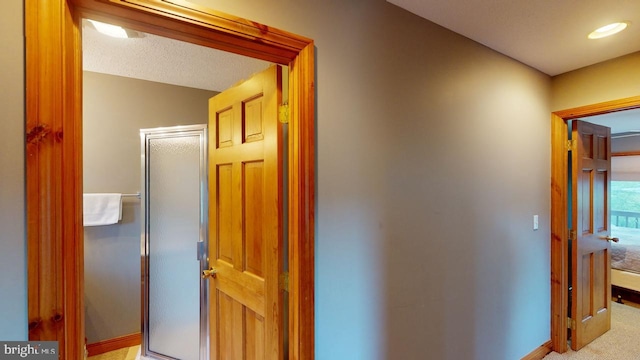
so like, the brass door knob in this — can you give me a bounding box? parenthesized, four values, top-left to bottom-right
(600, 236, 620, 243)
(202, 267, 217, 279)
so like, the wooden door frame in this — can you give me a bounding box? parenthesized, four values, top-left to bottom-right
(25, 1, 315, 359)
(550, 95, 640, 353)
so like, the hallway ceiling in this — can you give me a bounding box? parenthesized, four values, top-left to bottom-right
(388, 0, 640, 76)
(82, 6, 640, 132)
(82, 2, 640, 86)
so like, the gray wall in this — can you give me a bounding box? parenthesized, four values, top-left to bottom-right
(0, 0, 27, 340)
(5, 1, 637, 359)
(613, 136, 640, 154)
(83, 71, 216, 343)
(193, 1, 551, 359)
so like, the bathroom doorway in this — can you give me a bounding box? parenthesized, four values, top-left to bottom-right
(25, 1, 315, 359)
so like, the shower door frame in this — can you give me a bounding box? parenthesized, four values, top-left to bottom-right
(140, 125, 209, 360)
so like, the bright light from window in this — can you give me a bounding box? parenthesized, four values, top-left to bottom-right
(588, 22, 629, 39)
(88, 19, 128, 38)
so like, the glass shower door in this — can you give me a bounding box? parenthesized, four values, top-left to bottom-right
(141, 125, 208, 360)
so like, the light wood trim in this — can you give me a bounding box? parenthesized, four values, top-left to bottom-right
(521, 340, 552, 360)
(86, 333, 141, 357)
(27, 1, 315, 359)
(71, 0, 310, 65)
(550, 96, 640, 354)
(550, 113, 568, 353)
(554, 96, 640, 119)
(110, 0, 307, 52)
(612, 151, 640, 157)
(288, 43, 316, 360)
(26, 1, 84, 360)
(63, 7, 85, 359)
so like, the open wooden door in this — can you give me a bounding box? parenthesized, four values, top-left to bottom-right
(570, 120, 612, 350)
(206, 65, 283, 359)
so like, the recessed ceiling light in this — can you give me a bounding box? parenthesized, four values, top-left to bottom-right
(84, 19, 145, 39)
(588, 22, 630, 39)
(87, 19, 128, 38)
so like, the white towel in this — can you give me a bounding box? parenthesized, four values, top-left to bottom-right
(83, 193, 123, 226)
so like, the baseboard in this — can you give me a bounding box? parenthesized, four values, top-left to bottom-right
(87, 332, 141, 357)
(521, 340, 552, 360)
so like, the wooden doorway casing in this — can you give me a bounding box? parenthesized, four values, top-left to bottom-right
(25, 1, 315, 359)
(550, 95, 640, 353)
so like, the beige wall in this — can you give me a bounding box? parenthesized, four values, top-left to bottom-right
(0, 0, 26, 340)
(552, 51, 640, 111)
(83, 71, 216, 343)
(193, 1, 551, 359)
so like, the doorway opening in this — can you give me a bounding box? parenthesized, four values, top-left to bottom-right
(575, 107, 640, 311)
(25, 1, 315, 359)
(550, 96, 640, 353)
(81, 20, 277, 358)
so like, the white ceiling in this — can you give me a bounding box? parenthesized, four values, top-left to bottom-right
(387, 0, 640, 76)
(82, 21, 271, 92)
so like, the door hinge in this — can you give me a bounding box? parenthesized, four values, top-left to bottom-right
(568, 229, 577, 241)
(566, 139, 576, 151)
(567, 317, 575, 330)
(279, 103, 289, 124)
(280, 272, 289, 292)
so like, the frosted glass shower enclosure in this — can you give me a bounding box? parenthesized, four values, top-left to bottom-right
(140, 125, 208, 360)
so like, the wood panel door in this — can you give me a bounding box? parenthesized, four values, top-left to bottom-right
(207, 65, 283, 359)
(570, 120, 612, 350)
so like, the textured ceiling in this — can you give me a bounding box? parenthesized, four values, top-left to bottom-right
(387, 0, 640, 76)
(82, 21, 271, 92)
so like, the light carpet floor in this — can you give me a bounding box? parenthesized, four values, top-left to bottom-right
(544, 302, 640, 360)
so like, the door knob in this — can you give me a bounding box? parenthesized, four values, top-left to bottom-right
(600, 236, 620, 243)
(202, 267, 217, 279)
